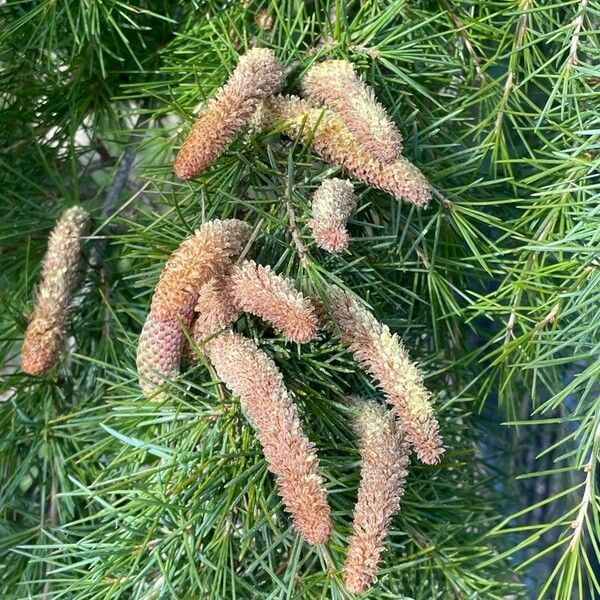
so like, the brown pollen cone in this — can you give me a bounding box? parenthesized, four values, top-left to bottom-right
(303, 60, 403, 163)
(330, 289, 444, 464)
(174, 48, 285, 179)
(343, 398, 410, 595)
(309, 178, 357, 253)
(137, 219, 250, 397)
(191, 273, 240, 342)
(226, 260, 318, 343)
(205, 331, 332, 544)
(151, 219, 251, 322)
(252, 95, 430, 206)
(136, 312, 187, 397)
(22, 206, 90, 375)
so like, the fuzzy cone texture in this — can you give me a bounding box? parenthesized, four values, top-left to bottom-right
(309, 178, 357, 252)
(330, 289, 444, 464)
(252, 95, 430, 206)
(205, 331, 331, 544)
(303, 60, 403, 163)
(226, 260, 317, 343)
(191, 273, 240, 342)
(343, 398, 410, 594)
(151, 219, 251, 322)
(174, 48, 285, 179)
(21, 206, 90, 375)
(136, 312, 186, 397)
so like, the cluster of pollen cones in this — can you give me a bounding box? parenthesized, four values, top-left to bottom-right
(135, 213, 443, 593)
(173, 47, 431, 256)
(165, 47, 441, 593)
(21, 47, 444, 596)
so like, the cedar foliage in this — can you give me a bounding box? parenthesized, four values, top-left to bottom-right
(0, 1, 598, 598)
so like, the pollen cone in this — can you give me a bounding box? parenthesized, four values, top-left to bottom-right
(343, 398, 410, 594)
(151, 219, 251, 322)
(226, 260, 318, 343)
(205, 331, 332, 544)
(137, 219, 250, 396)
(309, 178, 357, 253)
(22, 206, 90, 375)
(330, 289, 444, 464)
(252, 95, 430, 206)
(303, 59, 403, 163)
(174, 48, 285, 179)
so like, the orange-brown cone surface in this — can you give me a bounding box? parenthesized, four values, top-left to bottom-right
(252, 95, 430, 206)
(330, 289, 444, 464)
(137, 219, 250, 396)
(205, 331, 332, 544)
(174, 48, 285, 179)
(343, 398, 410, 594)
(22, 206, 90, 375)
(191, 273, 240, 342)
(151, 219, 251, 322)
(227, 260, 318, 343)
(309, 178, 357, 253)
(303, 60, 403, 163)
(136, 313, 186, 397)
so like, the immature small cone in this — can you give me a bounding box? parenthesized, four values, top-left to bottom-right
(253, 95, 430, 206)
(343, 399, 410, 595)
(174, 48, 285, 179)
(227, 260, 318, 343)
(303, 60, 403, 163)
(191, 273, 240, 342)
(21, 206, 90, 375)
(136, 313, 186, 397)
(309, 178, 357, 252)
(151, 219, 251, 322)
(205, 332, 331, 544)
(330, 289, 444, 464)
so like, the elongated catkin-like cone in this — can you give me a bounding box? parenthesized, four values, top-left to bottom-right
(227, 260, 317, 343)
(252, 95, 430, 206)
(22, 206, 90, 375)
(303, 60, 403, 163)
(137, 219, 250, 396)
(205, 332, 331, 544)
(309, 178, 357, 252)
(136, 312, 186, 396)
(330, 289, 443, 464)
(174, 48, 285, 179)
(191, 273, 240, 342)
(151, 219, 251, 322)
(343, 398, 410, 595)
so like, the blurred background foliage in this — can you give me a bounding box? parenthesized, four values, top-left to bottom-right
(0, 0, 598, 598)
